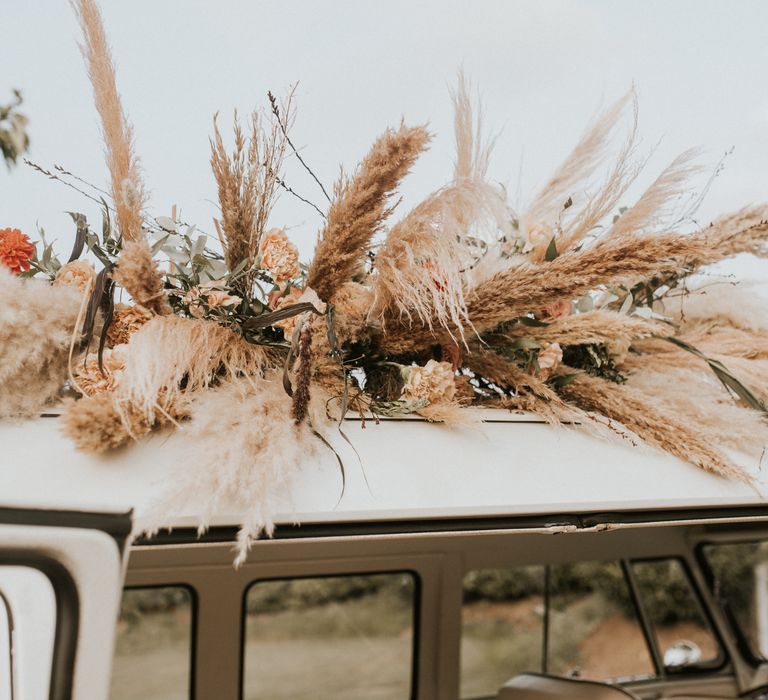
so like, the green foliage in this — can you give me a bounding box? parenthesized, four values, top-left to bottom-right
(0, 89, 30, 169)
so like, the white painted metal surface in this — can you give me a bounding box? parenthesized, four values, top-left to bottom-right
(0, 410, 765, 529)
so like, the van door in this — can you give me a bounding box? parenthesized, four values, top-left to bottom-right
(0, 506, 131, 700)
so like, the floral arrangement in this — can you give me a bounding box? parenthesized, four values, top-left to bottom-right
(3, 0, 768, 562)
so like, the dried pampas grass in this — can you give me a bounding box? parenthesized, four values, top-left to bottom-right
(559, 370, 748, 481)
(115, 315, 276, 423)
(0, 268, 83, 418)
(522, 90, 640, 260)
(383, 229, 708, 355)
(370, 76, 508, 340)
(492, 310, 665, 349)
(626, 367, 768, 457)
(141, 375, 330, 566)
(464, 347, 584, 425)
(307, 122, 431, 301)
(60, 390, 188, 452)
(607, 150, 700, 239)
(667, 280, 768, 334)
(72, 0, 168, 311)
(71, 0, 144, 242)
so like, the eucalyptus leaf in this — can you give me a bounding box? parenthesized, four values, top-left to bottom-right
(545, 237, 559, 262)
(155, 216, 178, 233)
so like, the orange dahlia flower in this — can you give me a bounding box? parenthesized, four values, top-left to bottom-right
(0, 228, 35, 275)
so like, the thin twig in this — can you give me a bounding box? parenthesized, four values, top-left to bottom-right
(268, 88, 331, 203)
(271, 167, 327, 220)
(25, 158, 113, 210)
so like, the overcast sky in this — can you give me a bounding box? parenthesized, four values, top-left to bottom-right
(2, 0, 767, 278)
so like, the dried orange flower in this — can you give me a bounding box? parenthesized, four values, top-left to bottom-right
(401, 360, 456, 405)
(73, 346, 126, 397)
(54, 260, 96, 293)
(0, 228, 35, 275)
(259, 228, 300, 282)
(537, 342, 563, 380)
(107, 303, 153, 346)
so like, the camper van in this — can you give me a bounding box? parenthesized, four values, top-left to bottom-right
(1, 409, 768, 700)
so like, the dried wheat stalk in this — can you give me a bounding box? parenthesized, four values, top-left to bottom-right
(210, 95, 293, 290)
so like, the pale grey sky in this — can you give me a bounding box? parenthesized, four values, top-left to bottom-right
(2, 0, 767, 279)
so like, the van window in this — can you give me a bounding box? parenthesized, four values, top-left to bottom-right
(110, 586, 194, 700)
(243, 572, 416, 700)
(630, 559, 721, 670)
(461, 561, 654, 698)
(703, 540, 768, 661)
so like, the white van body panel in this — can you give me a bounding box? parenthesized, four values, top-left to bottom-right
(0, 410, 764, 531)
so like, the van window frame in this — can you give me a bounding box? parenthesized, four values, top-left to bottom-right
(117, 582, 198, 700)
(697, 538, 768, 669)
(0, 553, 77, 700)
(239, 569, 422, 700)
(626, 555, 728, 676)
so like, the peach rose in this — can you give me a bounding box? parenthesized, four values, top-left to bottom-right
(401, 360, 456, 405)
(54, 260, 96, 293)
(537, 342, 563, 380)
(183, 281, 241, 318)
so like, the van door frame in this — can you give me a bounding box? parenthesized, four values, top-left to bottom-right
(0, 506, 131, 700)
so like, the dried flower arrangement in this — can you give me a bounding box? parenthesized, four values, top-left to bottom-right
(2, 0, 768, 562)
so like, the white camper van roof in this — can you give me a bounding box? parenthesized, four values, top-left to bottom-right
(0, 410, 765, 528)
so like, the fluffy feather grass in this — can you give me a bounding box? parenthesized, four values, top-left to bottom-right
(307, 122, 431, 301)
(667, 279, 768, 334)
(382, 229, 708, 355)
(370, 75, 508, 340)
(0, 268, 83, 418)
(522, 90, 639, 260)
(139, 374, 330, 566)
(115, 315, 277, 422)
(489, 310, 665, 348)
(607, 150, 701, 239)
